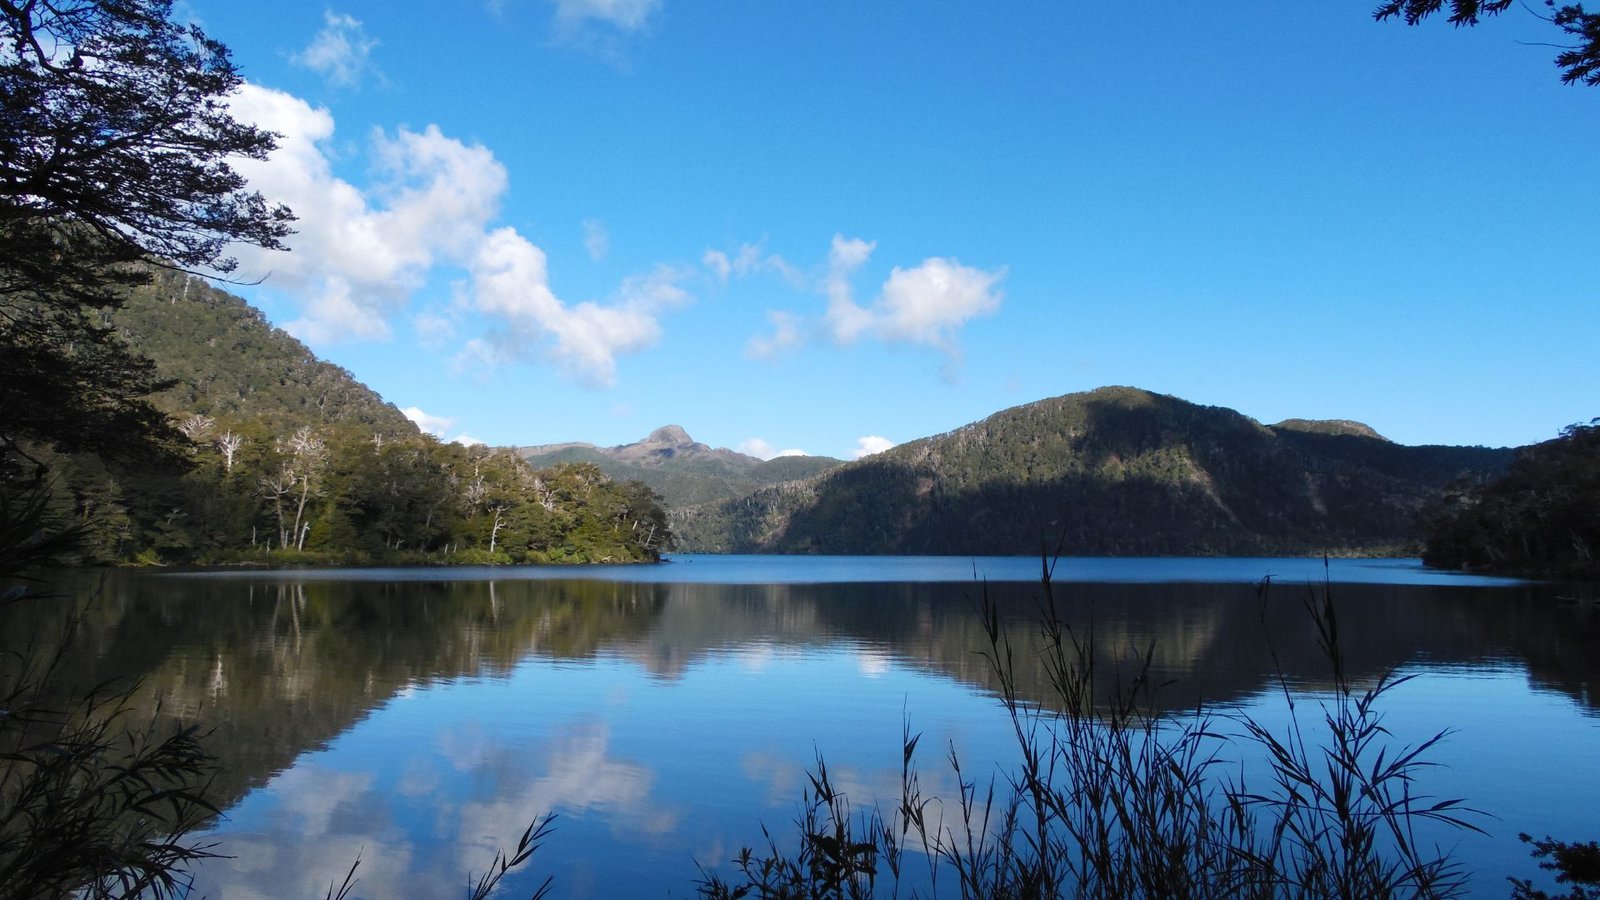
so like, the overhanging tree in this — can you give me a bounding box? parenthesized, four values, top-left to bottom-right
(0, 0, 293, 469)
(1376, 0, 1600, 86)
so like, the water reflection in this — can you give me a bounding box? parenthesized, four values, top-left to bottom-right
(3, 568, 1596, 897)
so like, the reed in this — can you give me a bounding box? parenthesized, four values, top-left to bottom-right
(698, 560, 1484, 899)
(1, 486, 220, 899)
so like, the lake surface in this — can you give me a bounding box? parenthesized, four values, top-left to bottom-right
(6, 555, 1597, 898)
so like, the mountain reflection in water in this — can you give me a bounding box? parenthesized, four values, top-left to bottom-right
(4, 558, 1596, 898)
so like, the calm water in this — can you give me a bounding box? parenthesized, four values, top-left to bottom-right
(7, 556, 1597, 898)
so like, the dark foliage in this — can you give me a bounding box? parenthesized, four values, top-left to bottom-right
(0, 301, 188, 474)
(1511, 833, 1600, 899)
(1422, 421, 1600, 577)
(0, 488, 220, 899)
(0, 0, 293, 464)
(1375, 0, 1600, 86)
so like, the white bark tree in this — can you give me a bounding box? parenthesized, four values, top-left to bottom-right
(215, 431, 245, 473)
(283, 427, 327, 551)
(178, 414, 214, 441)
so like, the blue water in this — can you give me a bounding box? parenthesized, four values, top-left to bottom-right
(29, 557, 1589, 898)
(163, 552, 1532, 586)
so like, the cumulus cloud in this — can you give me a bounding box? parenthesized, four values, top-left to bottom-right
(463, 230, 691, 386)
(738, 438, 806, 460)
(292, 11, 378, 88)
(738, 234, 1004, 369)
(227, 85, 505, 342)
(851, 435, 895, 459)
(745, 310, 804, 360)
(875, 258, 1004, 348)
(226, 83, 692, 385)
(824, 234, 1003, 354)
(451, 434, 488, 447)
(401, 406, 454, 437)
(583, 218, 610, 261)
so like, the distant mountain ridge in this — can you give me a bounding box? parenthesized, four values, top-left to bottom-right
(520, 425, 755, 469)
(516, 427, 843, 509)
(672, 386, 1513, 556)
(110, 277, 1518, 561)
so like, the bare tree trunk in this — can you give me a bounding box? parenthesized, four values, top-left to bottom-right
(292, 475, 312, 551)
(217, 431, 244, 473)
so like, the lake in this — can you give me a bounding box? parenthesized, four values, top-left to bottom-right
(5, 555, 1596, 898)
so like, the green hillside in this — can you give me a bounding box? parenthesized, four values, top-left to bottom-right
(674, 387, 1513, 556)
(118, 270, 417, 435)
(21, 272, 669, 566)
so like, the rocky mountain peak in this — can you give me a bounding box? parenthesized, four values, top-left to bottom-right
(644, 424, 694, 446)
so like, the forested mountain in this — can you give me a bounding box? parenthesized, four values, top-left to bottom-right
(119, 270, 417, 435)
(674, 387, 1513, 556)
(23, 272, 669, 566)
(1421, 420, 1600, 578)
(518, 425, 843, 508)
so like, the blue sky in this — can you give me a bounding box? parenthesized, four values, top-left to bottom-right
(188, 2, 1598, 458)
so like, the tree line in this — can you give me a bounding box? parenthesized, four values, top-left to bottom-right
(30, 417, 669, 566)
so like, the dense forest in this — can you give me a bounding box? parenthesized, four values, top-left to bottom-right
(675, 387, 1514, 557)
(1422, 420, 1600, 578)
(10, 272, 671, 566)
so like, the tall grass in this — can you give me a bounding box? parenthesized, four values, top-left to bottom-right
(698, 561, 1483, 899)
(1, 486, 220, 899)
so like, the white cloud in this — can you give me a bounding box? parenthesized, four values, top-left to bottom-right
(701, 248, 733, 283)
(738, 438, 806, 460)
(703, 242, 802, 286)
(226, 83, 691, 386)
(291, 11, 378, 88)
(745, 310, 804, 360)
(451, 434, 488, 447)
(851, 435, 895, 459)
(823, 234, 877, 343)
(874, 257, 1004, 349)
(226, 85, 506, 342)
(583, 218, 610, 261)
(401, 406, 454, 437)
(553, 0, 660, 31)
(728, 234, 1003, 372)
(823, 235, 1003, 354)
(464, 231, 691, 386)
